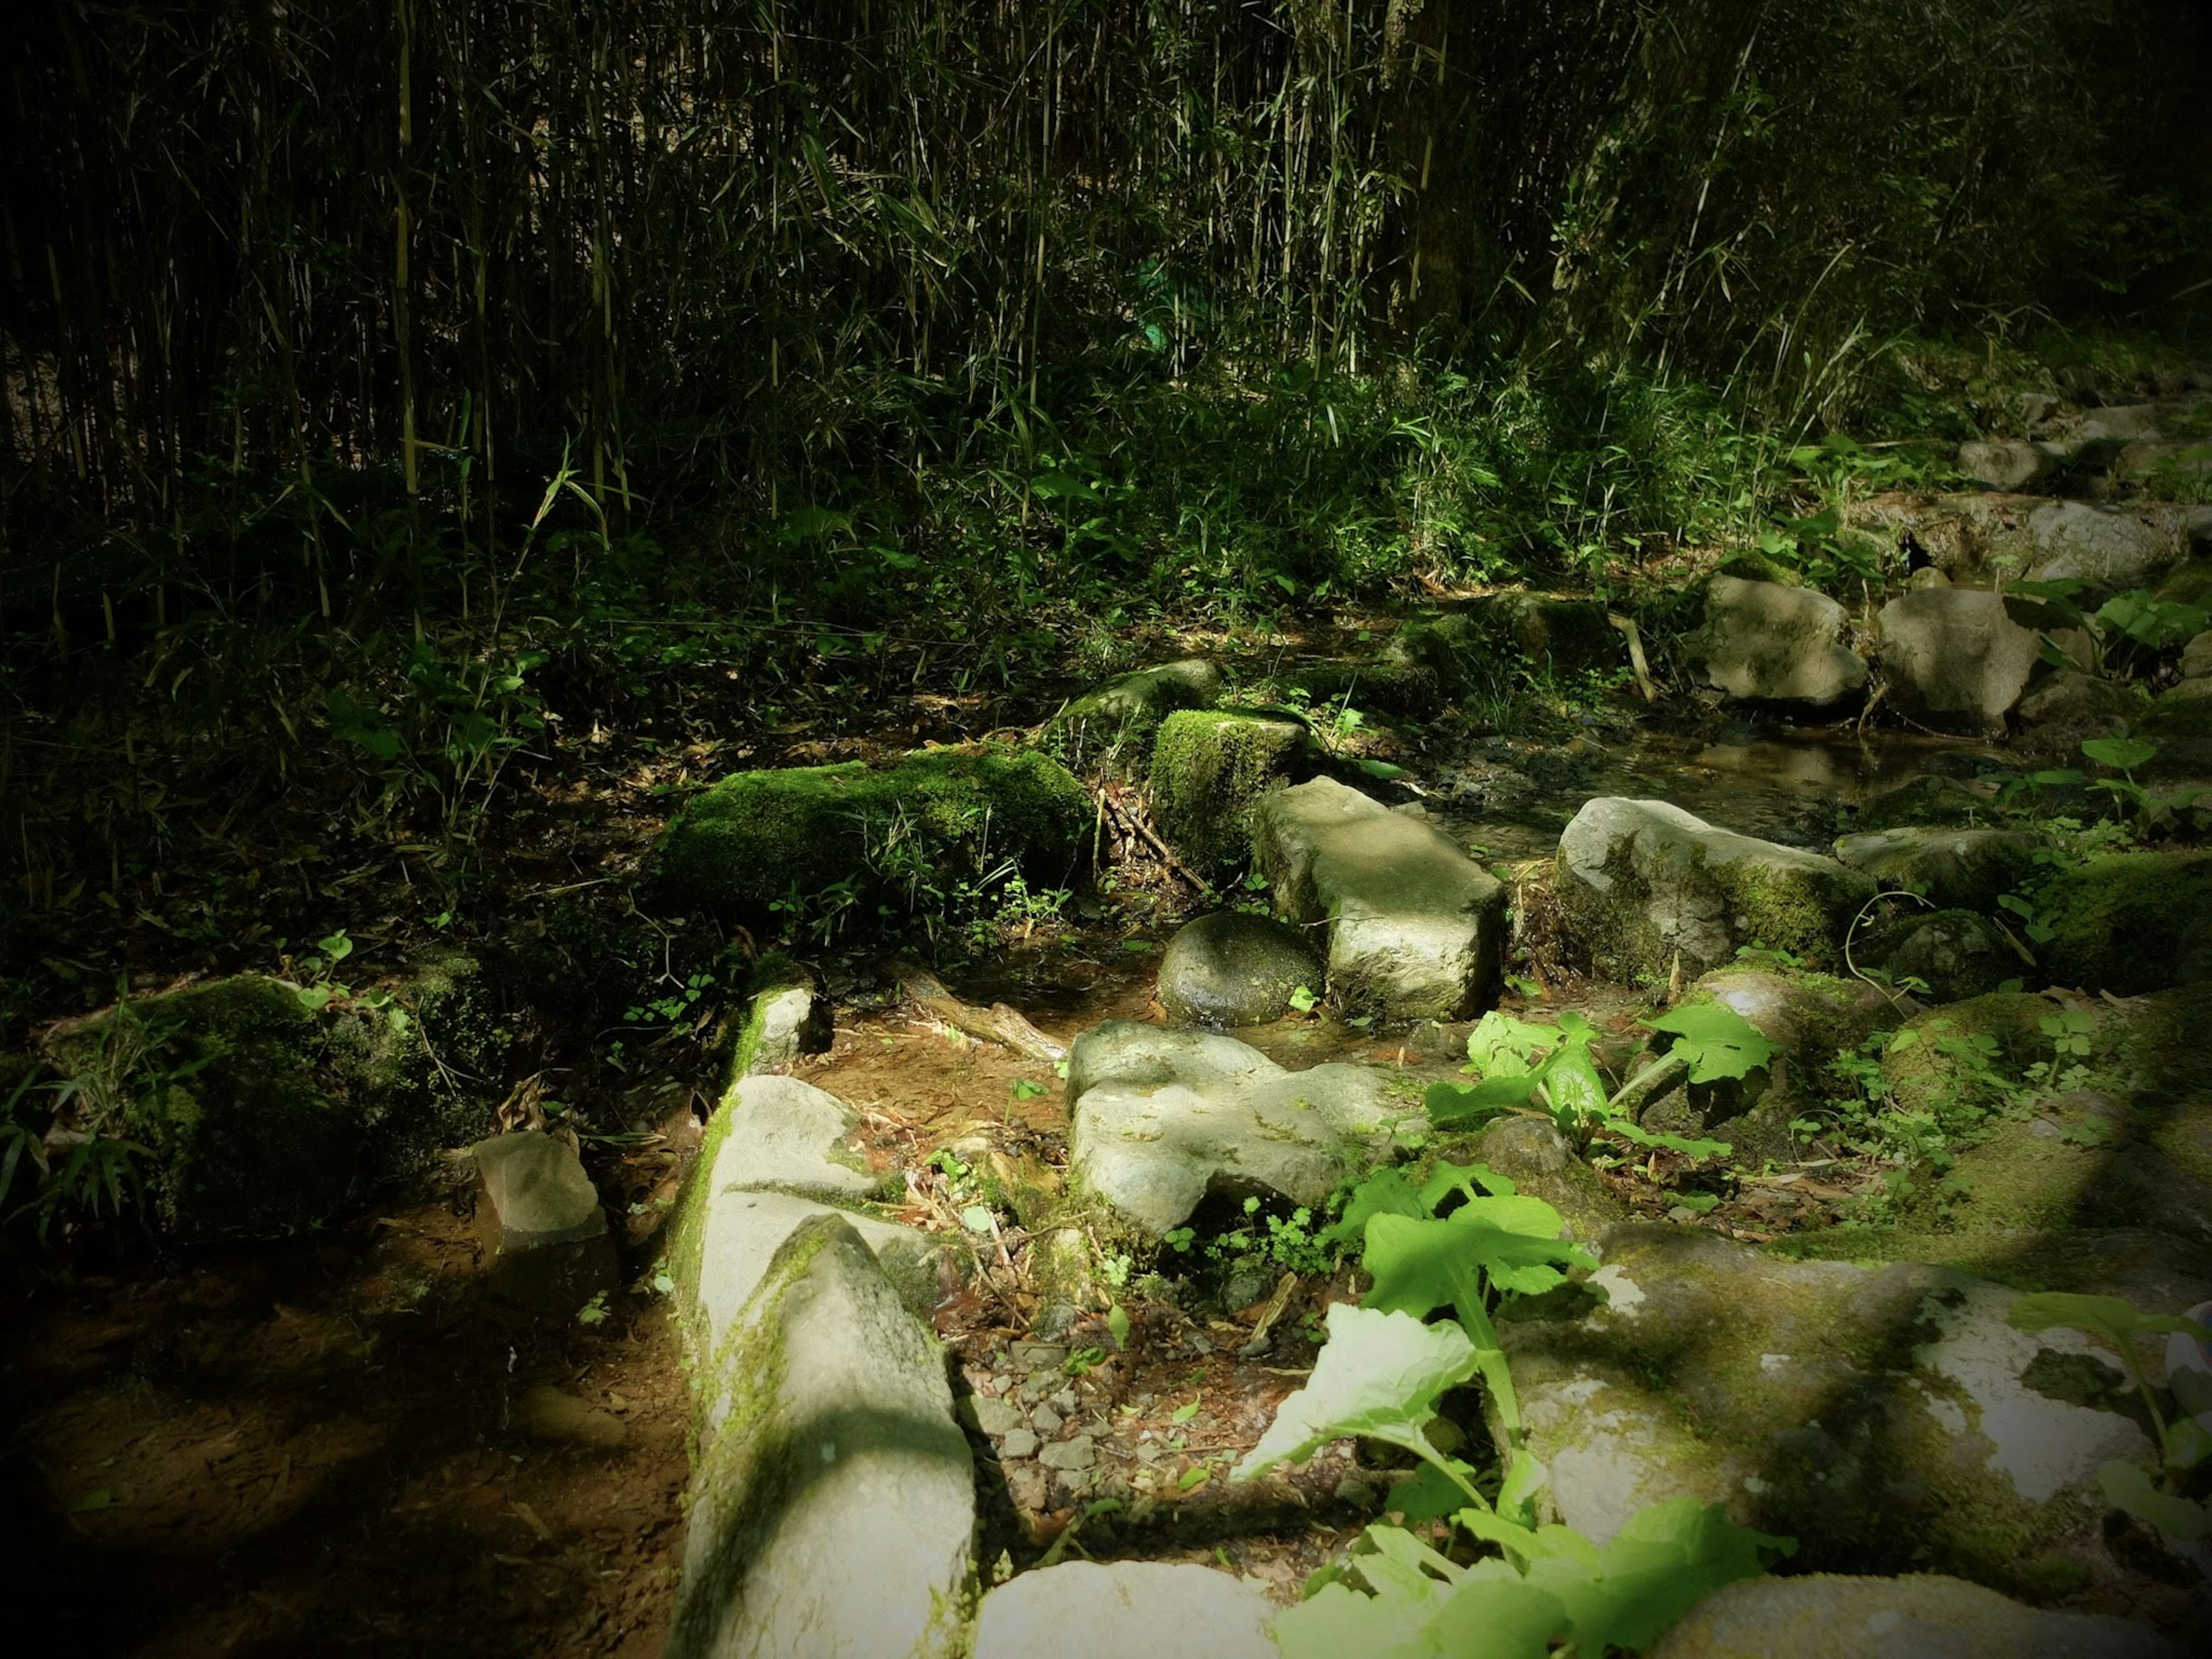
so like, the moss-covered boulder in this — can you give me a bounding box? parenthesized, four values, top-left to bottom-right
(1831, 828, 2041, 913)
(1047, 659, 1221, 773)
(654, 744, 1092, 917)
(1879, 991, 2069, 1121)
(1394, 593, 1622, 687)
(1556, 798, 1877, 982)
(2032, 850, 2212, 993)
(1147, 710, 1320, 872)
(1860, 909, 2017, 1003)
(36, 961, 505, 1238)
(724, 952, 829, 1083)
(1501, 1224, 2162, 1598)
(1652, 1573, 2176, 1659)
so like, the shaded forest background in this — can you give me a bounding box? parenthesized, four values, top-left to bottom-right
(8, 0, 2209, 624)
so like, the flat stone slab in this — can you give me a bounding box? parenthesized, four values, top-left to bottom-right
(1501, 1224, 2164, 1597)
(1692, 576, 1868, 707)
(971, 1562, 1278, 1659)
(1650, 1572, 2177, 1659)
(471, 1131, 616, 1313)
(1556, 798, 1876, 980)
(1876, 588, 2040, 733)
(1831, 827, 2040, 911)
(1068, 1022, 1412, 1238)
(695, 1187, 952, 1343)
(1253, 777, 1504, 1019)
(708, 1074, 876, 1203)
(671, 1213, 974, 1659)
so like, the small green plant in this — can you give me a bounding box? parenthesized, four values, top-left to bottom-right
(2080, 737, 2204, 836)
(576, 1290, 611, 1325)
(2008, 1294, 2210, 1543)
(1236, 1161, 1791, 1654)
(1423, 1004, 1773, 1164)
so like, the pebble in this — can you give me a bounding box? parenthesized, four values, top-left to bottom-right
(1021, 1375, 1055, 1404)
(1031, 1404, 1065, 1437)
(973, 1396, 1025, 1437)
(1039, 1436, 1097, 1472)
(1051, 1387, 1078, 1414)
(999, 1428, 1040, 1460)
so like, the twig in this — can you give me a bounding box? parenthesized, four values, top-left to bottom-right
(892, 960, 1067, 1063)
(1094, 787, 1207, 892)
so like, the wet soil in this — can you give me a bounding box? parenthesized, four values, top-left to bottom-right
(0, 1195, 690, 1657)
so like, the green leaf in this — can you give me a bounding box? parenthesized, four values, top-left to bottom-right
(2098, 1460, 2211, 1541)
(1642, 1002, 1780, 1084)
(1602, 1119, 1734, 1161)
(2081, 736, 2158, 774)
(1522, 1497, 1793, 1654)
(1416, 1161, 1516, 1210)
(1466, 1010, 1564, 1078)
(1363, 1198, 1596, 1321)
(1424, 1074, 1536, 1128)
(959, 1205, 995, 1234)
(1010, 1077, 1048, 1101)
(1232, 1305, 1479, 1480)
(1107, 1303, 1131, 1349)
(1288, 983, 1320, 1014)
(1388, 1459, 1480, 1525)
(1171, 1398, 1201, 1425)
(1540, 1046, 1608, 1122)
(2009, 1291, 2210, 1346)
(1323, 1168, 1430, 1245)
(70, 1488, 115, 1514)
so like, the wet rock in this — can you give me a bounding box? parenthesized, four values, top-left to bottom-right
(1877, 588, 2040, 734)
(1501, 1224, 2161, 1597)
(1067, 1022, 1410, 1238)
(1691, 577, 1868, 708)
(1253, 776, 1506, 1020)
(670, 1214, 973, 1659)
(653, 745, 1092, 918)
(707, 1074, 875, 1203)
(1958, 437, 2064, 494)
(2014, 671, 2135, 753)
(726, 953, 830, 1079)
(2027, 502, 2185, 593)
(472, 1131, 618, 1315)
(2134, 677, 2212, 773)
(1050, 660, 1222, 771)
(1831, 827, 2041, 912)
(2181, 630, 2212, 680)
(1861, 910, 2016, 1003)
(1471, 1117, 1627, 1243)
(971, 1561, 1277, 1659)
(516, 1383, 628, 1449)
(1555, 798, 1876, 980)
(1148, 710, 1322, 872)
(1650, 1573, 2177, 1659)
(1156, 911, 1323, 1027)
(2074, 402, 2169, 448)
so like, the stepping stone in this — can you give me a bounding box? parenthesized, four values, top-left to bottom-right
(471, 1131, 618, 1315)
(1253, 777, 1505, 1020)
(728, 955, 830, 1080)
(971, 1562, 1277, 1659)
(1875, 587, 2041, 734)
(1155, 910, 1321, 1027)
(1501, 1224, 2165, 1596)
(1691, 576, 1868, 707)
(1067, 1022, 1410, 1239)
(1650, 1572, 2177, 1658)
(706, 1074, 876, 1204)
(1957, 436, 2065, 494)
(1555, 798, 1874, 980)
(1830, 827, 2040, 912)
(669, 1214, 974, 1659)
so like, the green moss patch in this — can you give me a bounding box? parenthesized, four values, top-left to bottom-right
(1147, 710, 1320, 872)
(2031, 850, 2212, 994)
(653, 744, 1092, 918)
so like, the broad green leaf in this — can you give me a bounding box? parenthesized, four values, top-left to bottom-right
(1363, 1199, 1595, 1321)
(2099, 1460, 2211, 1541)
(1601, 1119, 1734, 1161)
(1417, 1160, 1516, 1210)
(2081, 736, 2158, 774)
(2008, 1291, 2211, 1345)
(1324, 1168, 1429, 1246)
(1424, 1567, 1569, 1659)
(1540, 1046, 1608, 1123)
(1426, 1074, 1537, 1127)
(1232, 1305, 1479, 1480)
(1389, 1459, 1479, 1525)
(1524, 1497, 1793, 1656)
(1271, 1578, 1441, 1659)
(1642, 1002, 1780, 1084)
(1466, 1011, 1564, 1078)
(1107, 1303, 1131, 1349)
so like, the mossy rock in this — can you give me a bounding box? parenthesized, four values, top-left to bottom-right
(324, 950, 507, 1176)
(1848, 775, 2003, 834)
(1880, 992, 2064, 1121)
(1147, 710, 1321, 872)
(1293, 659, 1444, 718)
(1046, 660, 1221, 774)
(2030, 850, 2212, 993)
(653, 744, 1092, 918)
(2151, 556, 2212, 610)
(42, 977, 362, 1238)
(722, 950, 827, 1084)
(1393, 594, 1620, 686)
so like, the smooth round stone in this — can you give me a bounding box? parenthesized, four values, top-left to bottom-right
(1156, 911, 1321, 1027)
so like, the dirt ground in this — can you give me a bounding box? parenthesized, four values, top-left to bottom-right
(0, 1192, 690, 1657)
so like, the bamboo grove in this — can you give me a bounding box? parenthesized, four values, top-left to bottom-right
(5, 0, 2207, 627)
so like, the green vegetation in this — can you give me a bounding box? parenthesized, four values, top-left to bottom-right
(1147, 711, 1320, 873)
